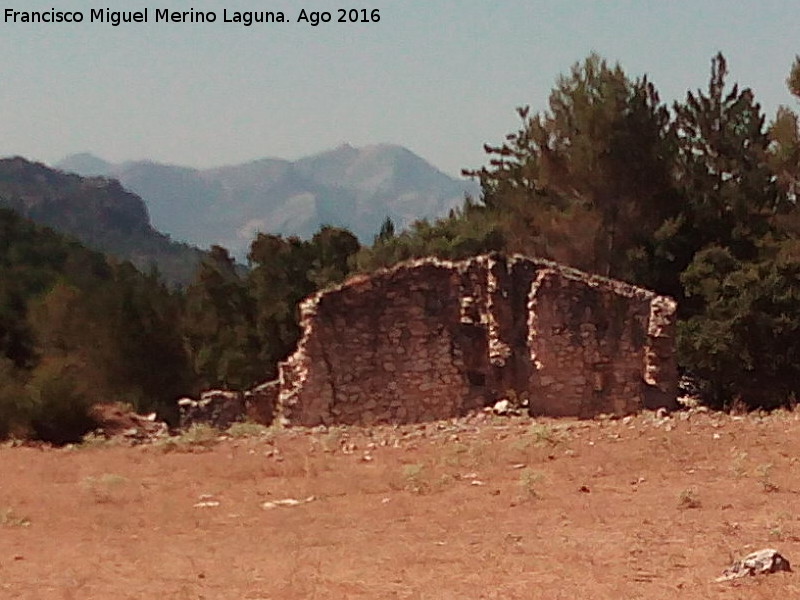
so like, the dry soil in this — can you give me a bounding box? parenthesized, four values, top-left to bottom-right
(1, 408, 799, 599)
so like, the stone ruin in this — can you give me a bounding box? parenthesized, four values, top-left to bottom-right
(269, 253, 678, 427)
(178, 384, 277, 430)
(179, 253, 678, 429)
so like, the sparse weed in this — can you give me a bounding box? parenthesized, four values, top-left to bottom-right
(769, 524, 785, 540)
(730, 451, 749, 478)
(227, 421, 274, 439)
(0, 507, 31, 527)
(179, 423, 219, 445)
(434, 473, 456, 492)
(320, 427, 345, 453)
(512, 436, 532, 453)
(301, 453, 320, 480)
(528, 423, 559, 447)
(756, 463, 780, 493)
(678, 488, 701, 509)
(82, 473, 129, 503)
(79, 431, 112, 449)
(755, 462, 772, 478)
(442, 442, 470, 467)
(487, 413, 508, 426)
(402, 463, 427, 493)
(518, 468, 544, 500)
(157, 423, 219, 453)
(728, 398, 749, 416)
(467, 438, 501, 468)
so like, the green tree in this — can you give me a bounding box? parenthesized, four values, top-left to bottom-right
(375, 216, 396, 244)
(0, 282, 35, 369)
(678, 240, 800, 408)
(0, 358, 33, 439)
(769, 107, 800, 203)
(309, 226, 360, 287)
(789, 55, 800, 99)
(183, 245, 261, 390)
(98, 264, 192, 418)
(671, 53, 784, 265)
(26, 356, 95, 444)
(181, 225, 359, 391)
(355, 202, 505, 272)
(673, 55, 800, 409)
(666, 52, 787, 323)
(768, 56, 800, 205)
(247, 234, 316, 378)
(466, 53, 678, 283)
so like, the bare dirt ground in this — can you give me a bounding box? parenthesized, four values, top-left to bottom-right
(1, 407, 800, 599)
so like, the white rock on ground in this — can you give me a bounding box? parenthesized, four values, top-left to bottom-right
(717, 548, 791, 581)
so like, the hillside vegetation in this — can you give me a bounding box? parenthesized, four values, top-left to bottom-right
(0, 206, 360, 442)
(0, 157, 204, 286)
(0, 208, 191, 442)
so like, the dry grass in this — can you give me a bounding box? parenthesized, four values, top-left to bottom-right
(0, 506, 31, 528)
(1, 409, 800, 598)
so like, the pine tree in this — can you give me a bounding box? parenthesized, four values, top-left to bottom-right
(247, 234, 316, 377)
(183, 245, 260, 389)
(768, 57, 800, 204)
(671, 53, 783, 267)
(466, 53, 678, 282)
(674, 55, 800, 408)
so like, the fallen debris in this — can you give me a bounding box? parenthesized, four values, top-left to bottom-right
(88, 403, 169, 445)
(717, 548, 792, 582)
(491, 399, 521, 417)
(261, 496, 316, 510)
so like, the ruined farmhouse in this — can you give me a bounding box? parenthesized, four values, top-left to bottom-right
(259, 253, 677, 427)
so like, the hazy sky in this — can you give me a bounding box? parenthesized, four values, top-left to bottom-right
(0, 0, 797, 176)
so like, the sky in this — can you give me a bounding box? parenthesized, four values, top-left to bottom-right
(0, 0, 797, 177)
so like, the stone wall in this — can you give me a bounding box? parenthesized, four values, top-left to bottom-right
(527, 269, 673, 417)
(277, 261, 482, 426)
(179, 384, 278, 429)
(178, 390, 245, 430)
(274, 254, 678, 427)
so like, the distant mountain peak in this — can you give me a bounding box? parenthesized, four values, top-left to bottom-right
(57, 153, 113, 177)
(55, 144, 479, 259)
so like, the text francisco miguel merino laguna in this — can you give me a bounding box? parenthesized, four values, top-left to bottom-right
(4, 7, 291, 26)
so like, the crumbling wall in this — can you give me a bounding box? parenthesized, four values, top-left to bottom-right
(526, 269, 671, 417)
(278, 260, 485, 426)
(275, 254, 678, 426)
(178, 390, 245, 430)
(244, 381, 279, 425)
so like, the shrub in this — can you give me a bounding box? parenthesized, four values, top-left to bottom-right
(0, 359, 34, 439)
(26, 358, 96, 444)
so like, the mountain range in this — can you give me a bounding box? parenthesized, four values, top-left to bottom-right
(57, 144, 479, 260)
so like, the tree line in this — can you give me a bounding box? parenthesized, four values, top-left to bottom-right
(360, 52, 800, 410)
(1, 52, 799, 442)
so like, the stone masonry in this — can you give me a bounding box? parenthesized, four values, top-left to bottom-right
(274, 254, 678, 427)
